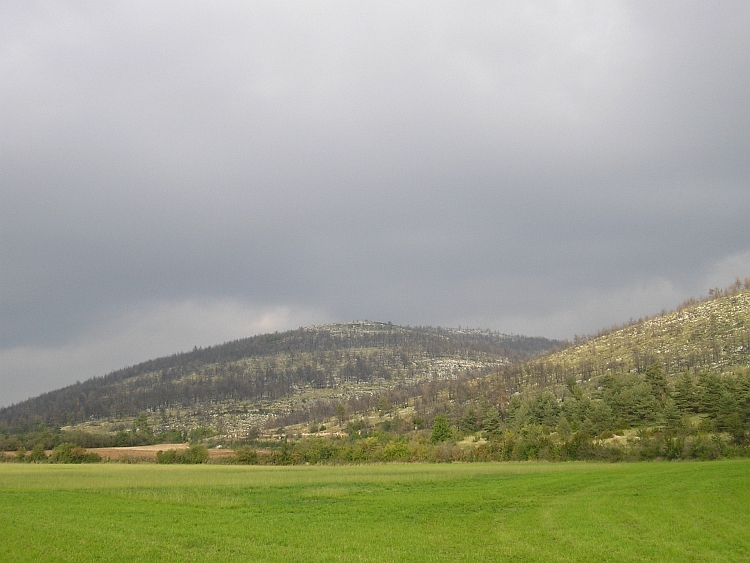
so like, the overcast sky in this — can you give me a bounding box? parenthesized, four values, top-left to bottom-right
(1, 2, 749, 407)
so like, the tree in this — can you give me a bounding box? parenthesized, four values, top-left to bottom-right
(585, 401, 614, 435)
(716, 391, 743, 441)
(460, 407, 479, 433)
(699, 373, 724, 417)
(482, 405, 500, 436)
(532, 391, 561, 427)
(132, 412, 153, 437)
(430, 414, 452, 444)
(557, 416, 572, 438)
(645, 363, 668, 400)
(336, 404, 348, 426)
(673, 372, 698, 412)
(377, 395, 390, 413)
(662, 398, 683, 432)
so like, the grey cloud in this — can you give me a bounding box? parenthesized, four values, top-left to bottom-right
(1, 2, 749, 405)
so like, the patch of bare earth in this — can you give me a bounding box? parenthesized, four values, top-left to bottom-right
(86, 444, 235, 461)
(3, 445, 235, 461)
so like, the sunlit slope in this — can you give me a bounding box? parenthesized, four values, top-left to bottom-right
(500, 289, 750, 390)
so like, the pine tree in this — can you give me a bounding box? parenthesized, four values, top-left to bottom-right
(645, 363, 668, 401)
(430, 414, 452, 444)
(673, 372, 698, 413)
(460, 408, 479, 433)
(482, 405, 500, 436)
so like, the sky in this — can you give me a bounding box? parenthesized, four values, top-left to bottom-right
(1, 2, 749, 407)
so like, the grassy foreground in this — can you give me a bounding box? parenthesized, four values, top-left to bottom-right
(1, 461, 749, 562)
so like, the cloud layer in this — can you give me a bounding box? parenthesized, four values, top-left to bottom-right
(1, 2, 749, 406)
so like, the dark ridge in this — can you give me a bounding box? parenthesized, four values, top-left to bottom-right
(0, 322, 561, 430)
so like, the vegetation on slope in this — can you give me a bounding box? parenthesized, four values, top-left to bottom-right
(0, 322, 559, 434)
(403, 282, 750, 462)
(497, 281, 750, 390)
(3, 283, 750, 464)
(239, 282, 750, 464)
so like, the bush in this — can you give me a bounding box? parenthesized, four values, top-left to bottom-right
(689, 436, 722, 460)
(27, 443, 47, 463)
(156, 445, 209, 464)
(49, 443, 101, 464)
(233, 446, 259, 465)
(561, 432, 593, 460)
(382, 440, 410, 462)
(158, 429, 187, 444)
(270, 440, 294, 465)
(663, 437, 685, 460)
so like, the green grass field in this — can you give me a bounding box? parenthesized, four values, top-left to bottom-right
(2, 461, 749, 562)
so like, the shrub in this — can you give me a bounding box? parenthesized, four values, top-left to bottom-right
(270, 440, 294, 465)
(49, 443, 101, 464)
(689, 436, 722, 460)
(664, 437, 685, 460)
(561, 432, 593, 460)
(156, 445, 209, 464)
(27, 443, 47, 463)
(189, 427, 216, 443)
(158, 429, 187, 444)
(382, 440, 410, 462)
(234, 446, 259, 465)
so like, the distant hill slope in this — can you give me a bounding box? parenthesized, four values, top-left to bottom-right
(0, 322, 560, 430)
(383, 287, 750, 460)
(493, 288, 750, 393)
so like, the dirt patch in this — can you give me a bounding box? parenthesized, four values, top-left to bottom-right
(4, 445, 238, 462)
(88, 444, 235, 461)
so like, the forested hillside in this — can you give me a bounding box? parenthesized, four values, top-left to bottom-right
(0, 322, 559, 432)
(4, 285, 750, 465)
(400, 283, 750, 462)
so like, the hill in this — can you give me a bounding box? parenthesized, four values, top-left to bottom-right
(490, 284, 750, 393)
(290, 285, 749, 463)
(3, 286, 749, 464)
(0, 322, 560, 435)
(442, 285, 750, 460)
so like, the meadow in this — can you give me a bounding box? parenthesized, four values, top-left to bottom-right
(1, 461, 749, 562)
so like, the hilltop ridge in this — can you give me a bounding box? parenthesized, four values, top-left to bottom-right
(0, 321, 560, 433)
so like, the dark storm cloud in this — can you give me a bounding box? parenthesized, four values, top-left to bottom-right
(1, 2, 749, 405)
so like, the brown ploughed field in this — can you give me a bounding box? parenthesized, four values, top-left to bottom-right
(88, 444, 235, 461)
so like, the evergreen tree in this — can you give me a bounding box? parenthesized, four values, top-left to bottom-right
(586, 401, 614, 435)
(533, 391, 561, 427)
(699, 373, 724, 417)
(430, 414, 452, 444)
(482, 405, 500, 436)
(336, 404, 348, 426)
(460, 408, 479, 433)
(645, 363, 668, 401)
(662, 398, 683, 432)
(673, 372, 698, 413)
(557, 416, 572, 438)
